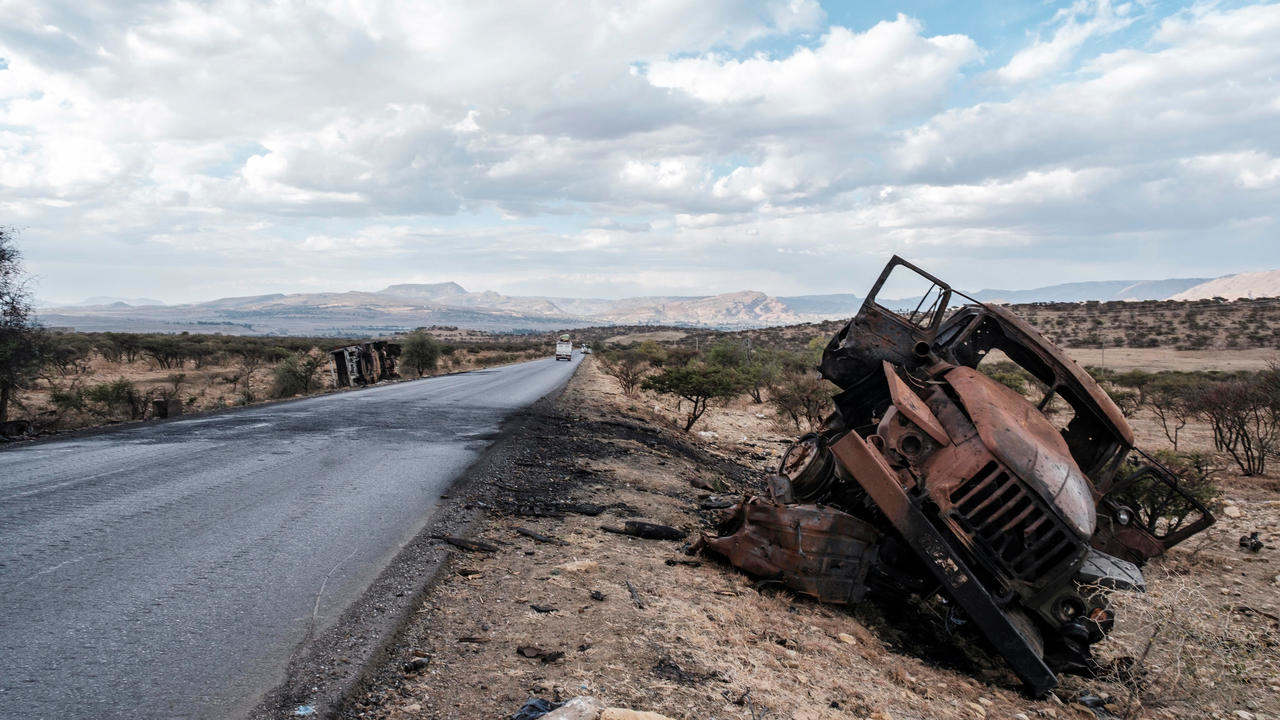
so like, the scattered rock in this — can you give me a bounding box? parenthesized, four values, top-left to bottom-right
(401, 656, 429, 673)
(435, 535, 500, 552)
(837, 633, 857, 645)
(542, 696, 606, 720)
(1224, 505, 1243, 518)
(517, 646, 565, 663)
(699, 496, 736, 510)
(556, 560, 599, 573)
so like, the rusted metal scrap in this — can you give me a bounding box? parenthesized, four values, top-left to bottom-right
(699, 256, 1215, 696)
(329, 340, 400, 387)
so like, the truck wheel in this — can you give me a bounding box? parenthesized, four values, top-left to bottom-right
(1007, 607, 1046, 659)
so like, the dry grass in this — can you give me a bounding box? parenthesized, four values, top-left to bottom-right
(1091, 568, 1280, 719)
(14, 345, 547, 432)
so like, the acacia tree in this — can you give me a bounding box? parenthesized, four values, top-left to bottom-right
(1147, 376, 1196, 450)
(0, 228, 43, 423)
(1189, 375, 1280, 476)
(769, 369, 833, 431)
(599, 348, 650, 397)
(641, 364, 743, 431)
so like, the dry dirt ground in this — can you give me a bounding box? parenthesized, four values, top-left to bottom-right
(344, 359, 1279, 720)
(1058, 348, 1278, 373)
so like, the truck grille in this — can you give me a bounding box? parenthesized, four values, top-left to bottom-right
(949, 461, 1079, 584)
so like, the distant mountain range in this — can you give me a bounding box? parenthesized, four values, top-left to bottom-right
(1168, 270, 1280, 301)
(34, 271, 1274, 336)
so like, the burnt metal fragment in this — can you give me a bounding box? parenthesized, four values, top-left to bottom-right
(601, 520, 687, 541)
(434, 536, 499, 553)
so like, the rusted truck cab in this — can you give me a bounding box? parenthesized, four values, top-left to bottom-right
(703, 257, 1213, 695)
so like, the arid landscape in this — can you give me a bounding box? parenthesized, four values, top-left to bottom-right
(7, 4, 1280, 720)
(11, 295, 1280, 438)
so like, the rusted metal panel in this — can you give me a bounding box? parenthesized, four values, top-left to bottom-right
(828, 431, 1059, 695)
(882, 361, 949, 445)
(968, 304, 1133, 447)
(701, 499, 880, 605)
(944, 365, 1096, 539)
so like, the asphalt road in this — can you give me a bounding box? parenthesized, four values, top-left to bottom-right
(0, 354, 582, 720)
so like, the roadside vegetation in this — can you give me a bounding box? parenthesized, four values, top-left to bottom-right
(0, 321, 559, 437)
(598, 336, 837, 434)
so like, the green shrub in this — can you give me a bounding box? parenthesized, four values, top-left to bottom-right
(641, 364, 744, 431)
(82, 378, 146, 420)
(401, 331, 442, 377)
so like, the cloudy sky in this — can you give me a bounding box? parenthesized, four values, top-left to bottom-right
(3, 0, 1278, 305)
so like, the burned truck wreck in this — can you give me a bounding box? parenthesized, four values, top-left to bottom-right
(329, 341, 400, 387)
(700, 257, 1214, 695)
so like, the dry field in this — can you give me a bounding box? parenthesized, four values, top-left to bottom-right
(351, 357, 1279, 720)
(1054, 348, 1277, 373)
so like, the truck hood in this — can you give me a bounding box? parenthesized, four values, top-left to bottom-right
(945, 366, 1096, 539)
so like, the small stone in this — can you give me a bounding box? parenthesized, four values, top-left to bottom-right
(557, 560, 599, 573)
(837, 633, 858, 645)
(402, 656, 429, 673)
(967, 701, 986, 717)
(978, 697, 993, 706)
(1015, 714, 1030, 720)
(1233, 712, 1255, 720)
(1224, 505, 1243, 518)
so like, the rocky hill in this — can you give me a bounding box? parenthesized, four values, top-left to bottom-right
(1169, 269, 1280, 301)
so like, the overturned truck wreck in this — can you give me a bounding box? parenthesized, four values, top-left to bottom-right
(700, 257, 1214, 695)
(330, 341, 400, 387)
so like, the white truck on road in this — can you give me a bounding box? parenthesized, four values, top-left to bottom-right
(555, 334, 573, 361)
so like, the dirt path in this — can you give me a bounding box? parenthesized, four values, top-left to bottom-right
(343, 359, 1279, 720)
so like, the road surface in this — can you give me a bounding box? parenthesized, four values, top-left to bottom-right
(0, 355, 581, 719)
